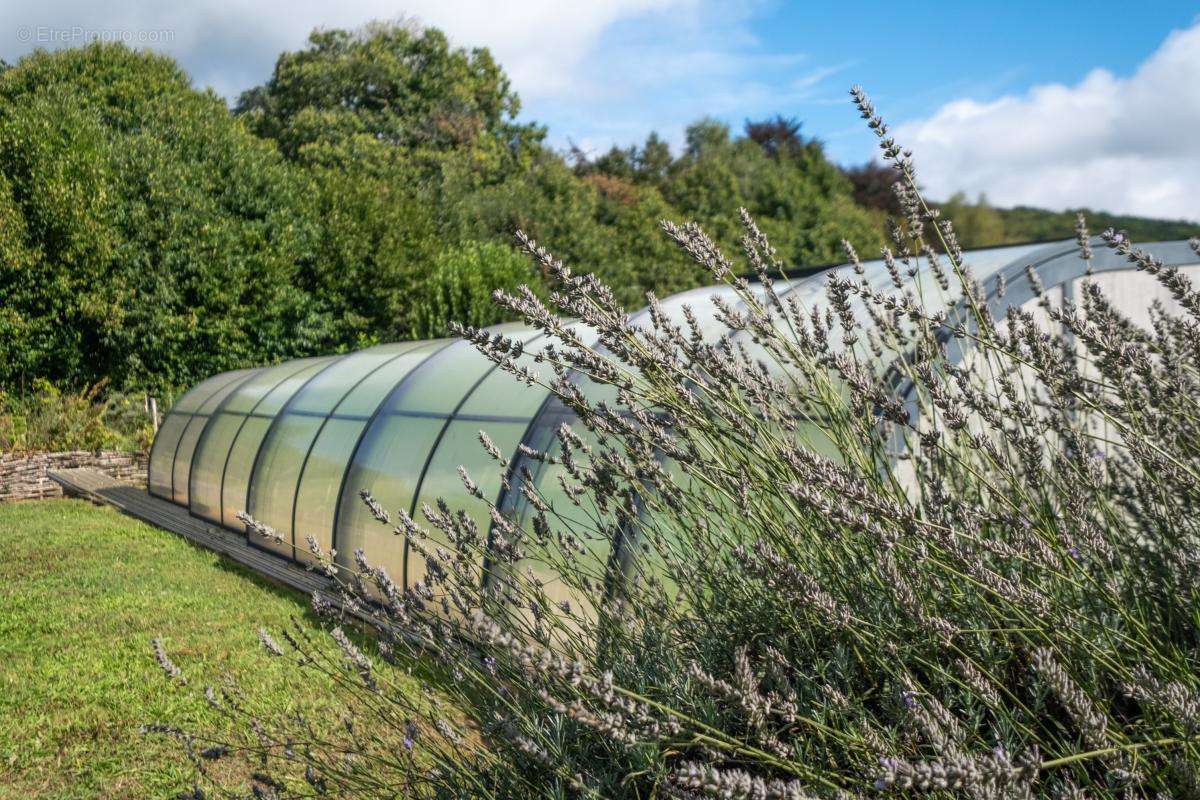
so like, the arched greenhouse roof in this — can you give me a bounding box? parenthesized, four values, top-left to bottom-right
(149, 237, 1200, 592)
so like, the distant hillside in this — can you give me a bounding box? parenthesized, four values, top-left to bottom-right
(938, 194, 1200, 250)
(843, 162, 1199, 250)
(992, 205, 1200, 245)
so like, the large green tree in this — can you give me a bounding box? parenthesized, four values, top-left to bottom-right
(236, 21, 542, 164)
(0, 43, 322, 392)
(235, 22, 565, 333)
(238, 21, 697, 311)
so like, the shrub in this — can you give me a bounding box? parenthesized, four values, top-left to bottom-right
(0, 379, 155, 453)
(156, 88, 1200, 798)
(404, 241, 542, 340)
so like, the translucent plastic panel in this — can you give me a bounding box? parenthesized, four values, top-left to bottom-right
(722, 241, 1059, 368)
(381, 324, 540, 416)
(171, 370, 259, 504)
(628, 284, 745, 344)
(456, 372, 549, 419)
(504, 406, 614, 614)
(333, 340, 456, 417)
(345, 340, 455, 411)
(456, 335, 556, 419)
(222, 416, 273, 530)
(1084, 265, 1200, 329)
(248, 414, 324, 559)
(728, 276, 809, 316)
(335, 415, 446, 580)
(332, 333, 538, 580)
(189, 358, 331, 524)
(292, 418, 367, 565)
(148, 412, 189, 499)
(189, 412, 244, 523)
(336, 361, 431, 418)
(222, 359, 336, 533)
(168, 370, 250, 415)
(222, 357, 330, 414)
(148, 369, 251, 499)
(407, 420, 528, 591)
(456, 324, 595, 419)
(254, 358, 338, 417)
(256, 343, 453, 564)
(171, 415, 211, 504)
(847, 241, 1049, 298)
(382, 342, 493, 414)
(288, 343, 415, 415)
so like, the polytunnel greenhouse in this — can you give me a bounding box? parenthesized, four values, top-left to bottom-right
(149, 237, 1200, 594)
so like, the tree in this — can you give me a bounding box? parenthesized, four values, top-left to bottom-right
(576, 131, 673, 190)
(445, 150, 696, 309)
(0, 43, 320, 392)
(661, 118, 885, 268)
(236, 20, 542, 164)
(938, 192, 1005, 248)
(635, 132, 673, 187)
(744, 114, 805, 159)
(237, 21, 566, 340)
(299, 162, 443, 349)
(405, 241, 541, 339)
(842, 160, 902, 215)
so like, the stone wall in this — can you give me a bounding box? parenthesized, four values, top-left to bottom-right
(0, 451, 147, 502)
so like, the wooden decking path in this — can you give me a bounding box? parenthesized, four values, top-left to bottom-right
(49, 467, 331, 598)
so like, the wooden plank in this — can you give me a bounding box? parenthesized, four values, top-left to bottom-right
(48, 468, 331, 597)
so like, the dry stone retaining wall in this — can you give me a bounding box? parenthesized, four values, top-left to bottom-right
(0, 451, 147, 502)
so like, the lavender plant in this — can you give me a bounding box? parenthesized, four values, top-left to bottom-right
(155, 87, 1200, 798)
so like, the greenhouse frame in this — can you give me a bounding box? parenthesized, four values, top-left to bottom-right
(149, 237, 1200, 594)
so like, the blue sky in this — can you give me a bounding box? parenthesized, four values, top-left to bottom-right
(525, 1, 1199, 164)
(3, 1, 1199, 218)
(756, 2, 1198, 162)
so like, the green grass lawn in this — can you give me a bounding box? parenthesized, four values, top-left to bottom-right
(0, 499, 410, 799)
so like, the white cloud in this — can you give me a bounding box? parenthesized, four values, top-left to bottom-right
(0, 0, 688, 101)
(895, 21, 1200, 221)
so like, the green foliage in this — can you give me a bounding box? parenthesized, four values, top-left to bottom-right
(448, 151, 697, 308)
(0, 43, 320, 393)
(938, 192, 1006, 248)
(580, 117, 887, 270)
(405, 241, 542, 339)
(236, 24, 886, 316)
(843, 162, 1200, 248)
(0, 379, 154, 453)
(991, 203, 1200, 247)
(233, 21, 559, 342)
(236, 20, 539, 160)
(237, 21, 699, 312)
(299, 161, 442, 349)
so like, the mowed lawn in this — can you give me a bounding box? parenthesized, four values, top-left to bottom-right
(0, 499, 407, 799)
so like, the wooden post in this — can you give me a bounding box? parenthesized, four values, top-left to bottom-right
(149, 397, 159, 434)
